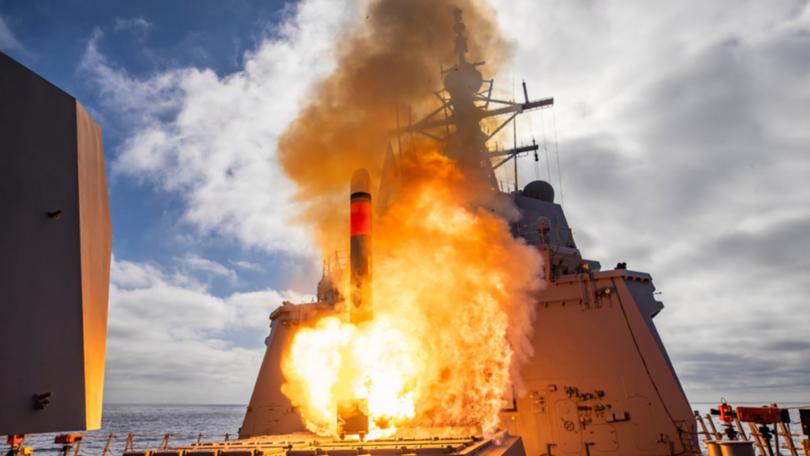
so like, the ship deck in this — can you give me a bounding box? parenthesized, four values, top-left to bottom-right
(123, 432, 525, 456)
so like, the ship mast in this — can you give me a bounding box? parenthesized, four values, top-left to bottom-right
(396, 8, 554, 191)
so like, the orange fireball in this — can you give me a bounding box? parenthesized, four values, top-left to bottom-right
(281, 146, 543, 437)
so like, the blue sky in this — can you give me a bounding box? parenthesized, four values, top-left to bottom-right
(2, 0, 307, 297)
(2, 0, 809, 404)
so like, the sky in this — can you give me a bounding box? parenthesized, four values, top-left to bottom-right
(1, 0, 809, 405)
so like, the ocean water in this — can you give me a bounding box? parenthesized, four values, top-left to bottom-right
(19, 404, 246, 455)
(14, 403, 809, 455)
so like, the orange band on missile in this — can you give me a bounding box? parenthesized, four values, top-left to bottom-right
(350, 201, 372, 236)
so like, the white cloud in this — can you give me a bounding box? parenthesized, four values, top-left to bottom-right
(81, 0, 363, 257)
(0, 15, 22, 51)
(231, 260, 263, 272)
(183, 253, 238, 282)
(81, 28, 189, 126)
(106, 258, 310, 403)
(113, 17, 153, 34)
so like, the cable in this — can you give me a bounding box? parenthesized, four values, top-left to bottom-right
(527, 105, 541, 181)
(540, 108, 551, 182)
(552, 106, 564, 207)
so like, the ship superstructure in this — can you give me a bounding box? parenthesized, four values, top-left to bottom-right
(239, 9, 698, 456)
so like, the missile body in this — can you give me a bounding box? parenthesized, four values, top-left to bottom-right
(350, 169, 373, 324)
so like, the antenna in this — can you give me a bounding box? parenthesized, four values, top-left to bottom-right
(390, 9, 554, 190)
(552, 106, 565, 206)
(513, 91, 518, 193)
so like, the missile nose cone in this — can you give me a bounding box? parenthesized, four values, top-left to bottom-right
(351, 168, 371, 196)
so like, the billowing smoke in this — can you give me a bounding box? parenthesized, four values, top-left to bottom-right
(279, 0, 510, 251)
(278, 0, 544, 437)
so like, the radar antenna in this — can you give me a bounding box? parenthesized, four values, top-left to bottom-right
(395, 8, 554, 191)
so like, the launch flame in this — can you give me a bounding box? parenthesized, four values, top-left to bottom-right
(278, 0, 543, 438)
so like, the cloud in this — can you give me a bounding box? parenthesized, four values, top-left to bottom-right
(113, 17, 153, 34)
(493, 0, 810, 401)
(231, 260, 263, 272)
(80, 0, 362, 258)
(183, 253, 238, 283)
(106, 258, 309, 403)
(0, 15, 22, 51)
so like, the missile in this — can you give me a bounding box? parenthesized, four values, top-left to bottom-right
(350, 168, 373, 324)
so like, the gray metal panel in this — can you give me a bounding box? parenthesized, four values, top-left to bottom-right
(0, 51, 111, 434)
